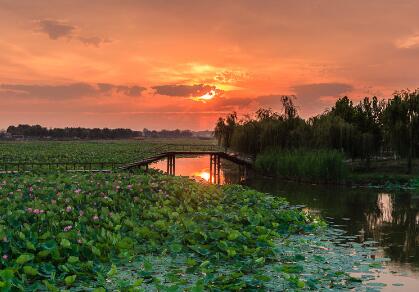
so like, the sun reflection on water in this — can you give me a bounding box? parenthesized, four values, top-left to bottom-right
(193, 170, 210, 182)
(377, 193, 393, 223)
(150, 156, 230, 184)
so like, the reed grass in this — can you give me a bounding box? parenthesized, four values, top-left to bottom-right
(255, 149, 348, 183)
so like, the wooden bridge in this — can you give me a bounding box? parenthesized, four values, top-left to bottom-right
(120, 144, 253, 184)
(0, 144, 253, 183)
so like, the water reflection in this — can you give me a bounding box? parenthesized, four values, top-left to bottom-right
(246, 179, 419, 271)
(193, 170, 210, 182)
(377, 193, 393, 223)
(150, 155, 245, 185)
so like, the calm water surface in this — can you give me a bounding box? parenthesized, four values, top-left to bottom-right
(247, 178, 419, 291)
(152, 155, 419, 291)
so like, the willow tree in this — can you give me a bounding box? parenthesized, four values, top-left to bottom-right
(214, 112, 237, 150)
(382, 89, 419, 173)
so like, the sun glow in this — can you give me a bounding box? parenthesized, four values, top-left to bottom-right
(194, 171, 210, 181)
(194, 89, 217, 102)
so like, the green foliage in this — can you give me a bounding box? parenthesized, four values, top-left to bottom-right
(214, 112, 237, 149)
(255, 149, 348, 183)
(215, 95, 385, 163)
(382, 89, 419, 173)
(0, 140, 152, 164)
(215, 91, 419, 174)
(0, 171, 327, 290)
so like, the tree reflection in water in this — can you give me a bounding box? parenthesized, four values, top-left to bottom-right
(150, 155, 419, 273)
(245, 178, 419, 269)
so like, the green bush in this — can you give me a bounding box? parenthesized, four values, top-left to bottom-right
(255, 149, 348, 183)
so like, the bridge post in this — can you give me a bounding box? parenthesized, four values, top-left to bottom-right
(172, 154, 176, 175)
(209, 154, 221, 184)
(217, 154, 221, 184)
(243, 165, 247, 180)
(209, 154, 213, 183)
(166, 154, 175, 175)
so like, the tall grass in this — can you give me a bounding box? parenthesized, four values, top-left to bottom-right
(255, 149, 348, 183)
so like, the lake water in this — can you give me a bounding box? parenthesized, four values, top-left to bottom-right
(151, 155, 419, 291)
(150, 155, 244, 184)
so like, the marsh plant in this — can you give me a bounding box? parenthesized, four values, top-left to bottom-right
(0, 172, 381, 290)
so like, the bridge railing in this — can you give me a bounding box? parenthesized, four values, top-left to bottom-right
(165, 144, 222, 152)
(141, 143, 222, 155)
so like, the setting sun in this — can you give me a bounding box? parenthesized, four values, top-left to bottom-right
(194, 170, 210, 181)
(193, 89, 217, 102)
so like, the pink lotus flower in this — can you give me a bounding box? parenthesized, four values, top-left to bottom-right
(66, 206, 73, 212)
(92, 215, 99, 221)
(27, 207, 33, 213)
(2, 254, 8, 260)
(63, 225, 73, 232)
(29, 186, 33, 192)
(127, 185, 133, 190)
(79, 210, 84, 216)
(33, 209, 40, 214)
(75, 189, 81, 194)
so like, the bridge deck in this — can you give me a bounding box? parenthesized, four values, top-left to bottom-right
(121, 150, 252, 170)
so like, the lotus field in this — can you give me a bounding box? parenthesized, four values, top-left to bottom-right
(0, 141, 383, 291)
(0, 141, 155, 164)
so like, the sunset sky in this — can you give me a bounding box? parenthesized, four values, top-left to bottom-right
(1, 0, 419, 130)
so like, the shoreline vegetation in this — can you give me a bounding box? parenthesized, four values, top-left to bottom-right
(215, 89, 419, 189)
(254, 150, 419, 189)
(0, 171, 383, 290)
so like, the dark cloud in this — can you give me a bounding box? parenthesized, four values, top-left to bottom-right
(0, 83, 146, 99)
(37, 19, 75, 40)
(292, 83, 353, 99)
(212, 97, 252, 109)
(214, 70, 249, 83)
(97, 83, 114, 92)
(96, 83, 146, 97)
(152, 84, 222, 97)
(78, 36, 110, 47)
(209, 94, 290, 111)
(116, 85, 146, 97)
(36, 19, 109, 47)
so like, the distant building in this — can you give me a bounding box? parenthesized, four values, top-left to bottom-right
(0, 132, 12, 139)
(12, 135, 25, 141)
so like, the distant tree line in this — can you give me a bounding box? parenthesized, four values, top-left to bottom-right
(215, 89, 419, 173)
(3, 125, 196, 140)
(6, 125, 140, 139)
(142, 128, 193, 138)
